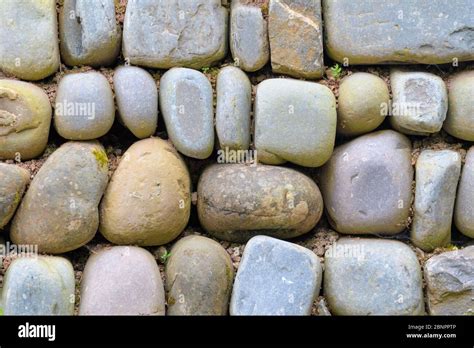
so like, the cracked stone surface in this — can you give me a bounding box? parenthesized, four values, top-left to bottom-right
(254, 78, 336, 167)
(59, 0, 121, 67)
(324, 0, 474, 64)
(230, 235, 322, 316)
(411, 150, 461, 252)
(197, 164, 323, 243)
(79, 246, 166, 315)
(390, 70, 448, 135)
(2, 256, 75, 315)
(324, 238, 425, 315)
(0, 79, 52, 160)
(320, 130, 413, 235)
(424, 246, 474, 315)
(454, 147, 474, 238)
(11, 142, 109, 254)
(123, 0, 228, 69)
(166, 235, 234, 315)
(230, 0, 269, 72)
(0, 0, 60, 80)
(269, 0, 324, 79)
(0, 163, 30, 229)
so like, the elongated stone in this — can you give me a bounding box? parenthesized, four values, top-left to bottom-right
(454, 147, 474, 238)
(411, 150, 461, 252)
(0, 163, 30, 229)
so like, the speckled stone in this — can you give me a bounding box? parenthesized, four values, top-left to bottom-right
(230, 236, 322, 315)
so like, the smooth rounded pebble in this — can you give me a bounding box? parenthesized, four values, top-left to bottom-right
(424, 246, 474, 315)
(114, 65, 158, 138)
(337, 72, 389, 136)
(11, 142, 109, 254)
(159, 68, 214, 159)
(216, 67, 252, 152)
(54, 71, 115, 140)
(2, 256, 75, 315)
(230, 0, 269, 72)
(100, 138, 191, 246)
(411, 150, 461, 251)
(0, 0, 60, 80)
(230, 235, 322, 316)
(166, 235, 234, 315)
(324, 238, 425, 315)
(79, 246, 165, 315)
(254, 79, 336, 167)
(390, 69, 448, 135)
(454, 146, 474, 238)
(59, 0, 121, 67)
(0, 163, 30, 229)
(443, 70, 474, 141)
(197, 164, 323, 243)
(320, 130, 413, 235)
(0, 79, 52, 160)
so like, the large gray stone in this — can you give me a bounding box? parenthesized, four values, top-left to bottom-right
(197, 164, 323, 243)
(159, 68, 214, 159)
(230, 235, 322, 316)
(0, 163, 30, 229)
(254, 78, 336, 167)
(324, 238, 425, 315)
(390, 70, 448, 135)
(443, 70, 474, 141)
(337, 72, 389, 136)
(230, 1, 269, 72)
(268, 0, 324, 79)
(0, 0, 60, 80)
(216, 67, 251, 152)
(324, 0, 474, 64)
(320, 130, 413, 235)
(424, 246, 474, 315)
(59, 0, 121, 67)
(411, 150, 461, 252)
(2, 256, 75, 315)
(454, 147, 474, 238)
(0, 79, 52, 160)
(79, 246, 166, 315)
(55, 72, 115, 140)
(123, 0, 228, 69)
(11, 142, 109, 254)
(166, 235, 234, 315)
(114, 66, 158, 139)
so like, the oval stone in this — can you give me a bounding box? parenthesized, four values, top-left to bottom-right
(99, 138, 191, 246)
(2, 256, 75, 315)
(454, 146, 474, 238)
(0, 80, 52, 160)
(165, 235, 234, 315)
(54, 71, 115, 140)
(197, 164, 323, 242)
(337, 72, 389, 136)
(114, 66, 158, 139)
(0, 163, 30, 229)
(79, 246, 165, 315)
(216, 67, 251, 152)
(11, 142, 109, 254)
(59, 0, 121, 67)
(159, 68, 214, 159)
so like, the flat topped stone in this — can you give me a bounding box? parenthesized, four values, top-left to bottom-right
(269, 0, 324, 79)
(2, 256, 75, 315)
(59, 0, 121, 67)
(324, 238, 424, 315)
(424, 246, 474, 315)
(159, 68, 214, 159)
(79, 246, 166, 315)
(123, 0, 228, 69)
(0, 0, 60, 80)
(255, 78, 336, 167)
(230, 235, 322, 316)
(324, 0, 474, 64)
